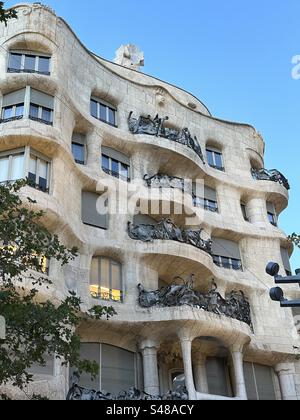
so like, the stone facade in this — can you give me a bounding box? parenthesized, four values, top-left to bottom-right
(0, 3, 299, 400)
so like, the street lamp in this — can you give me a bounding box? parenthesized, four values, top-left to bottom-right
(266, 262, 300, 308)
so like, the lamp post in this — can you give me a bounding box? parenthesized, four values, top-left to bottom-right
(0, 315, 5, 340)
(266, 263, 300, 307)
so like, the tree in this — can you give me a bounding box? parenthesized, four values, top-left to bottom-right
(0, 180, 116, 399)
(289, 233, 300, 249)
(0, 2, 17, 26)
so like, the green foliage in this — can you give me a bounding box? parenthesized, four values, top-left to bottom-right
(0, 2, 17, 26)
(0, 181, 116, 399)
(289, 233, 300, 249)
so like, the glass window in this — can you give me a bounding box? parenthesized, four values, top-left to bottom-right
(91, 99, 117, 126)
(15, 104, 24, 117)
(0, 157, 9, 183)
(71, 343, 136, 394)
(120, 163, 129, 181)
(268, 212, 277, 226)
(72, 143, 85, 164)
(24, 55, 36, 71)
(2, 106, 13, 120)
(90, 100, 98, 118)
(241, 204, 248, 221)
(41, 107, 52, 123)
(206, 148, 224, 171)
(10, 154, 24, 181)
(90, 257, 122, 302)
(100, 103, 107, 121)
(38, 56, 50, 74)
(102, 155, 110, 173)
(29, 104, 39, 119)
(9, 53, 22, 70)
(111, 159, 119, 176)
(108, 108, 116, 126)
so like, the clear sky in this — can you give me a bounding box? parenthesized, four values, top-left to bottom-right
(6, 0, 300, 269)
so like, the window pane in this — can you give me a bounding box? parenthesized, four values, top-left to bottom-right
(120, 164, 129, 180)
(41, 107, 52, 123)
(2, 106, 13, 120)
(90, 258, 99, 298)
(101, 344, 135, 394)
(111, 159, 119, 175)
(10, 154, 24, 180)
(231, 259, 241, 270)
(268, 213, 276, 225)
(24, 54, 36, 71)
(38, 56, 50, 74)
(91, 100, 98, 118)
(72, 344, 100, 390)
(102, 155, 110, 171)
(100, 104, 107, 121)
(29, 155, 37, 175)
(100, 258, 110, 289)
(30, 104, 39, 119)
(72, 143, 85, 164)
(111, 263, 121, 291)
(38, 159, 48, 180)
(221, 257, 230, 268)
(214, 152, 223, 169)
(108, 108, 116, 126)
(15, 104, 24, 117)
(0, 157, 9, 183)
(206, 150, 214, 167)
(9, 53, 22, 70)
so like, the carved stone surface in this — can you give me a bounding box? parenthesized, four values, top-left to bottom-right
(114, 44, 145, 71)
(67, 385, 188, 401)
(128, 219, 212, 254)
(144, 174, 195, 196)
(138, 279, 252, 327)
(128, 112, 205, 163)
(251, 168, 290, 190)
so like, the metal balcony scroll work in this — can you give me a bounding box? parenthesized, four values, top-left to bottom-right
(251, 168, 290, 190)
(128, 112, 205, 163)
(138, 278, 252, 327)
(67, 385, 188, 401)
(128, 219, 212, 254)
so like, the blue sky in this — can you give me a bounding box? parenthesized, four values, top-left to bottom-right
(6, 0, 300, 268)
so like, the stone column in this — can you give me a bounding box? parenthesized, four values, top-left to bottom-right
(246, 197, 267, 227)
(193, 353, 209, 394)
(231, 348, 248, 400)
(140, 339, 160, 396)
(275, 363, 297, 400)
(178, 333, 197, 400)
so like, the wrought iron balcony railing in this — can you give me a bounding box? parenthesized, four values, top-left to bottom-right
(251, 168, 290, 190)
(128, 218, 212, 254)
(128, 112, 205, 163)
(138, 278, 252, 327)
(102, 166, 131, 182)
(0, 115, 23, 124)
(7, 68, 50, 76)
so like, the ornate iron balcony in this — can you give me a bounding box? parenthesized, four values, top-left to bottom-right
(0, 115, 23, 124)
(102, 166, 130, 182)
(251, 168, 290, 190)
(128, 218, 212, 254)
(138, 278, 252, 327)
(29, 116, 53, 126)
(7, 68, 50, 76)
(128, 112, 205, 163)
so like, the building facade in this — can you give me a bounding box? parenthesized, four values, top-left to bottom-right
(0, 3, 299, 400)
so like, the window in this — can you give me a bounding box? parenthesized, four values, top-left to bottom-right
(244, 363, 276, 400)
(0, 147, 51, 193)
(72, 134, 86, 165)
(241, 203, 249, 222)
(207, 358, 232, 397)
(29, 89, 54, 125)
(82, 191, 108, 229)
(70, 343, 137, 394)
(267, 202, 277, 227)
(29, 353, 54, 377)
(193, 185, 218, 212)
(91, 98, 117, 127)
(101, 147, 130, 182)
(8, 51, 51, 75)
(212, 238, 243, 271)
(206, 147, 225, 171)
(1, 88, 26, 123)
(1, 88, 54, 126)
(90, 257, 122, 302)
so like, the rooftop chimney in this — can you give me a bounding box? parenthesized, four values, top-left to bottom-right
(114, 44, 144, 71)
